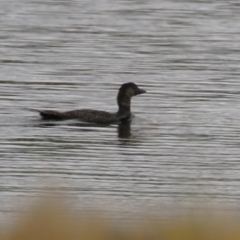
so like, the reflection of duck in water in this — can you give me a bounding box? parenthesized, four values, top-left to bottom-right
(118, 121, 132, 138)
(31, 82, 146, 124)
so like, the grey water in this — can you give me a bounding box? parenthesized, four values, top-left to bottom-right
(1, 0, 240, 222)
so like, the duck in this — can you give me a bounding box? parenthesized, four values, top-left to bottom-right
(31, 82, 146, 124)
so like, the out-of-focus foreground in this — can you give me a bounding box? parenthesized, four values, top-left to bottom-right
(1, 201, 240, 240)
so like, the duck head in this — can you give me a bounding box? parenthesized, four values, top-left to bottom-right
(117, 82, 146, 116)
(118, 82, 146, 98)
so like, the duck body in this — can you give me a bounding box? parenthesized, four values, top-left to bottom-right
(37, 109, 124, 124)
(32, 82, 146, 124)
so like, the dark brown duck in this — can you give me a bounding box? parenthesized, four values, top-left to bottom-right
(31, 82, 146, 124)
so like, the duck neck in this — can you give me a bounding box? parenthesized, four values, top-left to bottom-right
(117, 94, 131, 118)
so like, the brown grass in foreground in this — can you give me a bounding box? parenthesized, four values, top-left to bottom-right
(2, 202, 240, 240)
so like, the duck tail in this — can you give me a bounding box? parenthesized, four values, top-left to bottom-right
(24, 108, 64, 120)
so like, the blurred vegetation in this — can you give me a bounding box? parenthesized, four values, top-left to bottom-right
(1, 201, 240, 240)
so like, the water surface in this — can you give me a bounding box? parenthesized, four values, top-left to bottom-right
(1, 0, 240, 222)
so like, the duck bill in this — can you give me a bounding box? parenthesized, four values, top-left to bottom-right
(137, 88, 146, 95)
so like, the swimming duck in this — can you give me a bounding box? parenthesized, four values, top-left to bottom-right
(32, 82, 146, 124)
